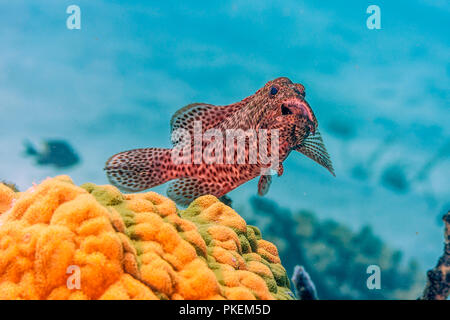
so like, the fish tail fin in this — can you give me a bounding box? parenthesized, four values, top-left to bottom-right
(104, 148, 178, 192)
(24, 140, 38, 156)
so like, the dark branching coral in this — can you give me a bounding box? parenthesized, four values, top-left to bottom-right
(291, 265, 318, 300)
(420, 211, 450, 300)
(245, 196, 423, 300)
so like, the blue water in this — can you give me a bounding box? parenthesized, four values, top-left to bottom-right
(1, 1, 449, 270)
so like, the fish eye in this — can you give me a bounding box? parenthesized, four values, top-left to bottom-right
(270, 86, 278, 96)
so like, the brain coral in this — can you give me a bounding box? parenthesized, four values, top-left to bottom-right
(0, 176, 294, 300)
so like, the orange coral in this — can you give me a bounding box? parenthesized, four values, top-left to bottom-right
(0, 176, 294, 300)
(0, 183, 16, 217)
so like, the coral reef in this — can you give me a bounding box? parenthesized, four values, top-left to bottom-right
(0, 183, 18, 214)
(420, 211, 449, 300)
(0, 180, 19, 193)
(291, 265, 318, 300)
(0, 176, 294, 300)
(242, 197, 424, 299)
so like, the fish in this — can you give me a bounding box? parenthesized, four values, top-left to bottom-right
(24, 139, 80, 169)
(105, 77, 334, 206)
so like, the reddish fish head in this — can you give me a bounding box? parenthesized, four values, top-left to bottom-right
(266, 77, 317, 133)
(256, 77, 318, 141)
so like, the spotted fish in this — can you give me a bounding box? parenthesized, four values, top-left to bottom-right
(105, 77, 334, 205)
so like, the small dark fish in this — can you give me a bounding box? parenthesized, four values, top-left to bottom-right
(380, 164, 409, 193)
(105, 77, 334, 205)
(24, 139, 80, 168)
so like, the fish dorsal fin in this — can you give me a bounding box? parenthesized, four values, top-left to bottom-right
(170, 103, 241, 145)
(170, 103, 210, 131)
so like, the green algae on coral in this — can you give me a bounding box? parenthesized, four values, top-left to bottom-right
(80, 182, 294, 300)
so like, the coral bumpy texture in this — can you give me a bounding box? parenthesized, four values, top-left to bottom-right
(0, 176, 294, 300)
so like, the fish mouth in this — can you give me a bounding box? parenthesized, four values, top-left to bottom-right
(281, 98, 317, 135)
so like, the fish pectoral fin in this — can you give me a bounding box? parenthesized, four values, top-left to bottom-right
(295, 130, 335, 177)
(170, 103, 241, 145)
(257, 174, 272, 196)
(277, 163, 284, 177)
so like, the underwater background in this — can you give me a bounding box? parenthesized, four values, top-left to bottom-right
(0, 0, 449, 299)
